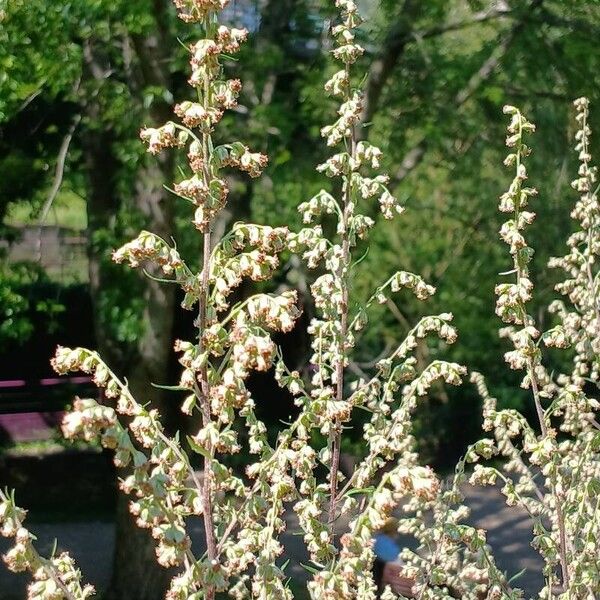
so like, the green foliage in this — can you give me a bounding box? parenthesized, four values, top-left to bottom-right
(0, 260, 68, 346)
(2, 0, 600, 457)
(0, 263, 33, 342)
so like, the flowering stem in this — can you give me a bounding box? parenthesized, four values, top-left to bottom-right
(328, 66, 356, 528)
(578, 105, 600, 336)
(526, 268, 569, 591)
(0, 490, 80, 600)
(198, 226, 217, 599)
(511, 118, 547, 436)
(196, 16, 217, 599)
(505, 110, 569, 590)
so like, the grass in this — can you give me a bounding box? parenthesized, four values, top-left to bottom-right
(0, 433, 101, 457)
(5, 189, 87, 231)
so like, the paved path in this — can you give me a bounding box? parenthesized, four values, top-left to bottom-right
(0, 484, 543, 599)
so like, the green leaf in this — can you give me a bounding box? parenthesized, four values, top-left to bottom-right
(300, 563, 320, 575)
(186, 435, 209, 458)
(345, 486, 374, 497)
(508, 568, 527, 584)
(151, 382, 188, 391)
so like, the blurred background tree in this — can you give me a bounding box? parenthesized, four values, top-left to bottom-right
(1, 0, 599, 598)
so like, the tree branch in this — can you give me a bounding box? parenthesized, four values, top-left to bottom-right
(415, 3, 511, 40)
(361, 1, 515, 132)
(359, 0, 421, 131)
(533, 5, 600, 38)
(36, 113, 81, 263)
(391, 0, 544, 187)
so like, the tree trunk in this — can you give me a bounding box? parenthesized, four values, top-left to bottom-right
(83, 122, 176, 599)
(82, 6, 177, 593)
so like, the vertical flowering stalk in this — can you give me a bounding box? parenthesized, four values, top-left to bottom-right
(542, 99, 600, 595)
(293, 2, 466, 597)
(305, 0, 408, 530)
(495, 106, 551, 432)
(52, 1, 301, 599)
(468, 100, 600, 599)
(127, 4, 280, 596)
(324, 0, 361, 528)
(548, 97, 600, 388)
(488, 105, 585, 593)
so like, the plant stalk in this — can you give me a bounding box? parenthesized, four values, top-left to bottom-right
(328, 62, 356, 528)
(197, 15, 217, 598)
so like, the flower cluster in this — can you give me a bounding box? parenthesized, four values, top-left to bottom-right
(0, 489, 95, 600)
(112, 231, 200, 309)
(396, 455, 510, 600)
(52, 350, 204, 572)
(209, 223, 291, 311)
(173, 0, 229, 24)
(139, 122, 185, 155)
(139, 16, 266, 233)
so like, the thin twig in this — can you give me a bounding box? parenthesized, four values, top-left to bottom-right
(36, 114, 81, 264)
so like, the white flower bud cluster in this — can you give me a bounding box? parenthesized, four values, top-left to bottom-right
(387, 271, 435, 302)
(495, 278, 533, 325)
(177, 176, 229, 230)
(188, 38, 220, 85)
(173, 292, 300, 428)
(401, 361, 466, 406)
(209, 224, 290, 312)
(306, 462, 502, 600)
(174, 100, 223, 132)
(324, 69, 349, 97)
(173, 0, 229, 23)
(288, 226, 328, 269)
(329, 1, 364, 68)
(112, 231, 200, 309)
(494, 108, 558, 434)
(354, 274, 437, 332)
(0, 490, 95, 600)
(52, 350, 203, 571)
(298, 189, 337, 224)
(215, 26, 248, 54)
(139, 122, 184, 155)
(244, 291, 300, 334)
(535, 101, 600, 597)
(395, 452, 510, 600)
(138, 15, 263, 235)
(321, 92, 362, 147)
(217, 142, 268, 179)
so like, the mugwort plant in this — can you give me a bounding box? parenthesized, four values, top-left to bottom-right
(1, 1, 599, 599)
